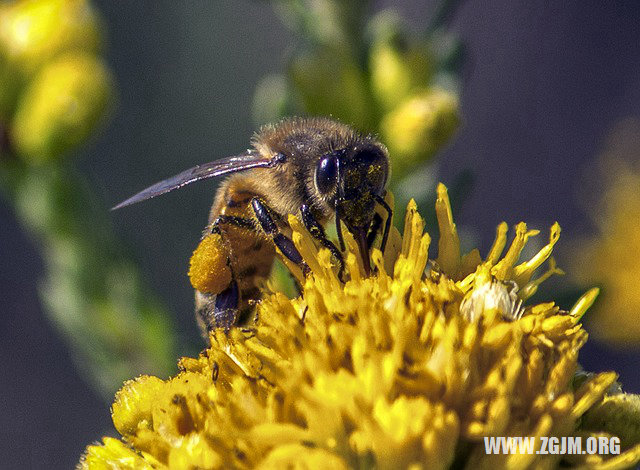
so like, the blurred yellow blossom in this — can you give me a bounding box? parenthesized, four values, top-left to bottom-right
(0, 0, 101, 76)
(80, 186, 640, 469)
(571, 118, 640, 345)
(381, 89, 459, 177)
(368, 10, 433, 112)
(0, 0, 113, 163)
(11, 52, 112, 163)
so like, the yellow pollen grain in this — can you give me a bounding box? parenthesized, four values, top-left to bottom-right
(188, 233, 232, 294)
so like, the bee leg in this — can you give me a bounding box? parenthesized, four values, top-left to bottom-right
(335, 207, 346, 251)
(251, 198, 311, 276)
(374, 194, 393, 254)
(210, 214, 257, 234)
(300, 204, 345, 282)
(195, 291, 216, 336)
(196, 215, 257, 335)
(367, 213, 384, 250)
(213, 279, 240, 331)
(195, 281, 240, 334)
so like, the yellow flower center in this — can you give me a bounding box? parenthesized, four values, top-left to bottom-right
(80, 185, 640, 470)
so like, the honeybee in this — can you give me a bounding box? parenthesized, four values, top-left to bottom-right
(114, 117, 392, 333)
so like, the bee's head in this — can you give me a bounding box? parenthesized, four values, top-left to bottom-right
(313, 141, 389, 272)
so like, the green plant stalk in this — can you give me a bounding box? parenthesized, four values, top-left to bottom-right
(0, 156, 176, 398)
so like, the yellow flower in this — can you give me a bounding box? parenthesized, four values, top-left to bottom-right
(380, 89, 459, 177)
(0, 0, 101, 76)
(368, 10, 433, 113)
(11, 52, 113, 163)
(80, 186, 640, 469)
(570, 118, 640, 345)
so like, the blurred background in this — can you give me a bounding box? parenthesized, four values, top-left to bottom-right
(1, 0, 639, 467)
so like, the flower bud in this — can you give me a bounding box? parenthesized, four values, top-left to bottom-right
(11, 52, 113, 164)
(582, 394, 640, 450)
(380, 88, 459, 177)
(272, 0, 365, 49)
(368, 11, 432, 112)
(0, 0, 101, 76)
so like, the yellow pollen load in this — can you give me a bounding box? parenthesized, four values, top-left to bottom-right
(188, 233, 232, 294)
(80, 186, 640, 470)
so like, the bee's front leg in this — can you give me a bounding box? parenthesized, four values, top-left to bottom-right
(367, 213, 383, 252)
(250, 198, 311, 276)
(374, 194, 392, 254)
(300, 204, 345, 282)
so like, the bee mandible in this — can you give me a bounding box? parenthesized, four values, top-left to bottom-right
(114, 117, 392, 333)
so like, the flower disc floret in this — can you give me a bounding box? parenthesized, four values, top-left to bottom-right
(80, 185, 640, 469)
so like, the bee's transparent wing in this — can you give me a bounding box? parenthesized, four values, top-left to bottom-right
(112, 152, 284, 210)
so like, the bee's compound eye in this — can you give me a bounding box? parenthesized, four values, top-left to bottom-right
(356, 149, 379, 164)
(356, 147, 387, 193)
(315, 154, 338, 194)
(354, 147, 385, 167)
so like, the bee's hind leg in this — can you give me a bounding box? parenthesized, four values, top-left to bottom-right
(213, 280, 240, 330)
(251, 198, 311, 277)
(195, 280, 240, 335)
(196, 214, 258, 336)
(195, 291, 216, 337)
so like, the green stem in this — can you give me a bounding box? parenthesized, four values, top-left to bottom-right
(0, 157, 177, 398)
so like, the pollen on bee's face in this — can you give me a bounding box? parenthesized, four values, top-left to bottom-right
(344, 168, 361, 188)
(339, 195, 375, 227)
